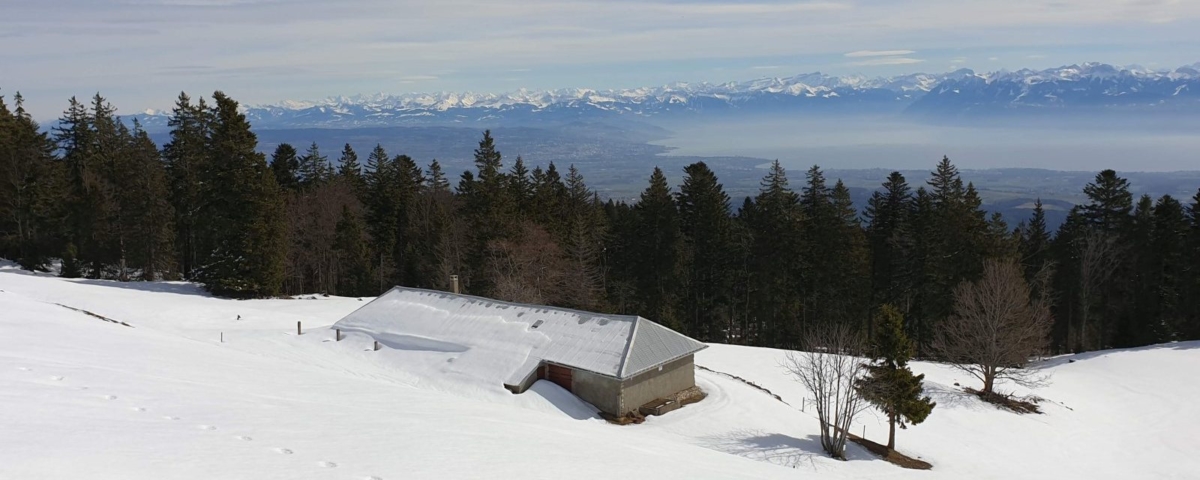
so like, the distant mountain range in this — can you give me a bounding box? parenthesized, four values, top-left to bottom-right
(132, 62, 1200, 131)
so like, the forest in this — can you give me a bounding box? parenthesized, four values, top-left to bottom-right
(2, 90, 1199, 355)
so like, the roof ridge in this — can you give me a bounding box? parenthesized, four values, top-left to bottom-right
(616, 317, 642, 378)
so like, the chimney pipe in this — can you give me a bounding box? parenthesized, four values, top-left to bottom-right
(451, 275, 460, 294)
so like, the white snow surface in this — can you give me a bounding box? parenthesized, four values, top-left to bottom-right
(1, 262, 1197, 479)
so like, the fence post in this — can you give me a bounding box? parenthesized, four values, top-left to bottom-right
(373, 340, 381, 351)
(862, 425, 866, 438)
(335, 329, 342, 342)
(220, 332, 223, 343)
(296, 321, 301, 336)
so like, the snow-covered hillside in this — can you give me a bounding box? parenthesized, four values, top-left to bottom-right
(1, 263, 1196, 479)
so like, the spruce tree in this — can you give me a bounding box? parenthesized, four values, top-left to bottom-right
(857, 304, 936, 452)
(0, 92, 59, 271)
(864, 172, 915, 317)
(1020, 199, 1051, 283)
(1082, 170, 1133, 232)
(162, 93, 211, 279)
(333, 205, 373, 296)
(297, 142, 331, 188)
(559, 164, 607, 310)
(270, 143, 300, 192)
(427, 159, 450, 193)
(337, 143, 363, 191)
(677, 161, 734, 341)
(123, 121, 175, 280)
(53, 96, 101, 277)
(746, 161, 804, 346)
(196, 91, 286, 297)
(508, 156, 533, 217)
(1150, 195, 1189, 341)
(632, 167, 683, 330)
(361, 144, 397, 291)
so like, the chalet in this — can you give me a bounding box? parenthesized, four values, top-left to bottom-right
(332, 286, 707, 417)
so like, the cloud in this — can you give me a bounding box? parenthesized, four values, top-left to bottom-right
(951, 57, 967, 64)
(989, 56, 1000, 61)
(399, 75, 439, 81)
(1027, 54, 1048, 59)
(844, 50, 917, 58)
(752, 65, 782, 70)
(849, 57, 925, 66)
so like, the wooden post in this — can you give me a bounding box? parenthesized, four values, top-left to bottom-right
(450, 275, 460, 294)
(862, 425, 866, 438)
(373, 340, 381, 351)
(297, 321, 301, 336)
(335, 329, 342, 342)
(220, 332, 223, 343)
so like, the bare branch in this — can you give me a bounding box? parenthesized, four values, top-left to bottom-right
(782, 323, 868, 459)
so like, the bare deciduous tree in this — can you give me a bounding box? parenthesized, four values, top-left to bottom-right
(933, 259, 1052, 395)
(487, 221, 568, 305)
(783, 323, 868, 459)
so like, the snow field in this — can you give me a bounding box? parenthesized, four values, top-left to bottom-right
(1, 263, 1197, 479)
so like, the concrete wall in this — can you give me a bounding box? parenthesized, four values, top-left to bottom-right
(571, 367, 623, 415)
(566, 355, 696, 416)
(618, 354, 695, 414)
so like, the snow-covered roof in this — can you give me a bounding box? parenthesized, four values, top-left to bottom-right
(333, 287, 706, 380)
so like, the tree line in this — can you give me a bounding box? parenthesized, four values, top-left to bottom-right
(2, 90, 1199, 354)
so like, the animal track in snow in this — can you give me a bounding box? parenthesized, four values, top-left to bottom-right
(197, 425, 216, 431)
(163, 416, 179, 420)
(316, 461, 337, 468)
(273, 448, 293, 455)
(78, 386, 89, 390)
(17, 367, 30, 371)
(101, 395, 117, 400)
(131, 407, 146, 412)
(49, 376, 63, 381)
(235, 435, 252, 441)
(364, 476, 383, 480)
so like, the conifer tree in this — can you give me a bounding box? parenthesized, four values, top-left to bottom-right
(864, 172, 915, 315)
(677, 162, 734, 341)
(508, 156, 533, 217)
(123, 121, 175, 279)
(361, 144, 397, 291)
(54, 96, 101, 277)
(558, 165, 607, 310)
(857, 304, 935, 452)
(337, 143, 363, 191)
(391, 154, 426, 287)
(1020, 199, 1051, 283)
(270, 143, 300, 192)
(427, 159, 450, 193)
(830, 179, 871, 330)
(1149, 195, 1189, 341)
(333, 205, 373, 296)
(162, 92, 211, 278)
(297, 142, 331, 188)
(1082, 170, 1133, 232)
(746, 161, 804, 345)
(0, 92, 59, 271)
(631, 167, 683, 329)
(458, 130, 515, 294)
(196, 91, 286, 297)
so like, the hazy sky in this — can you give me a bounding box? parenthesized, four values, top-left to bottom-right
(4, 0, 1199, 120)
